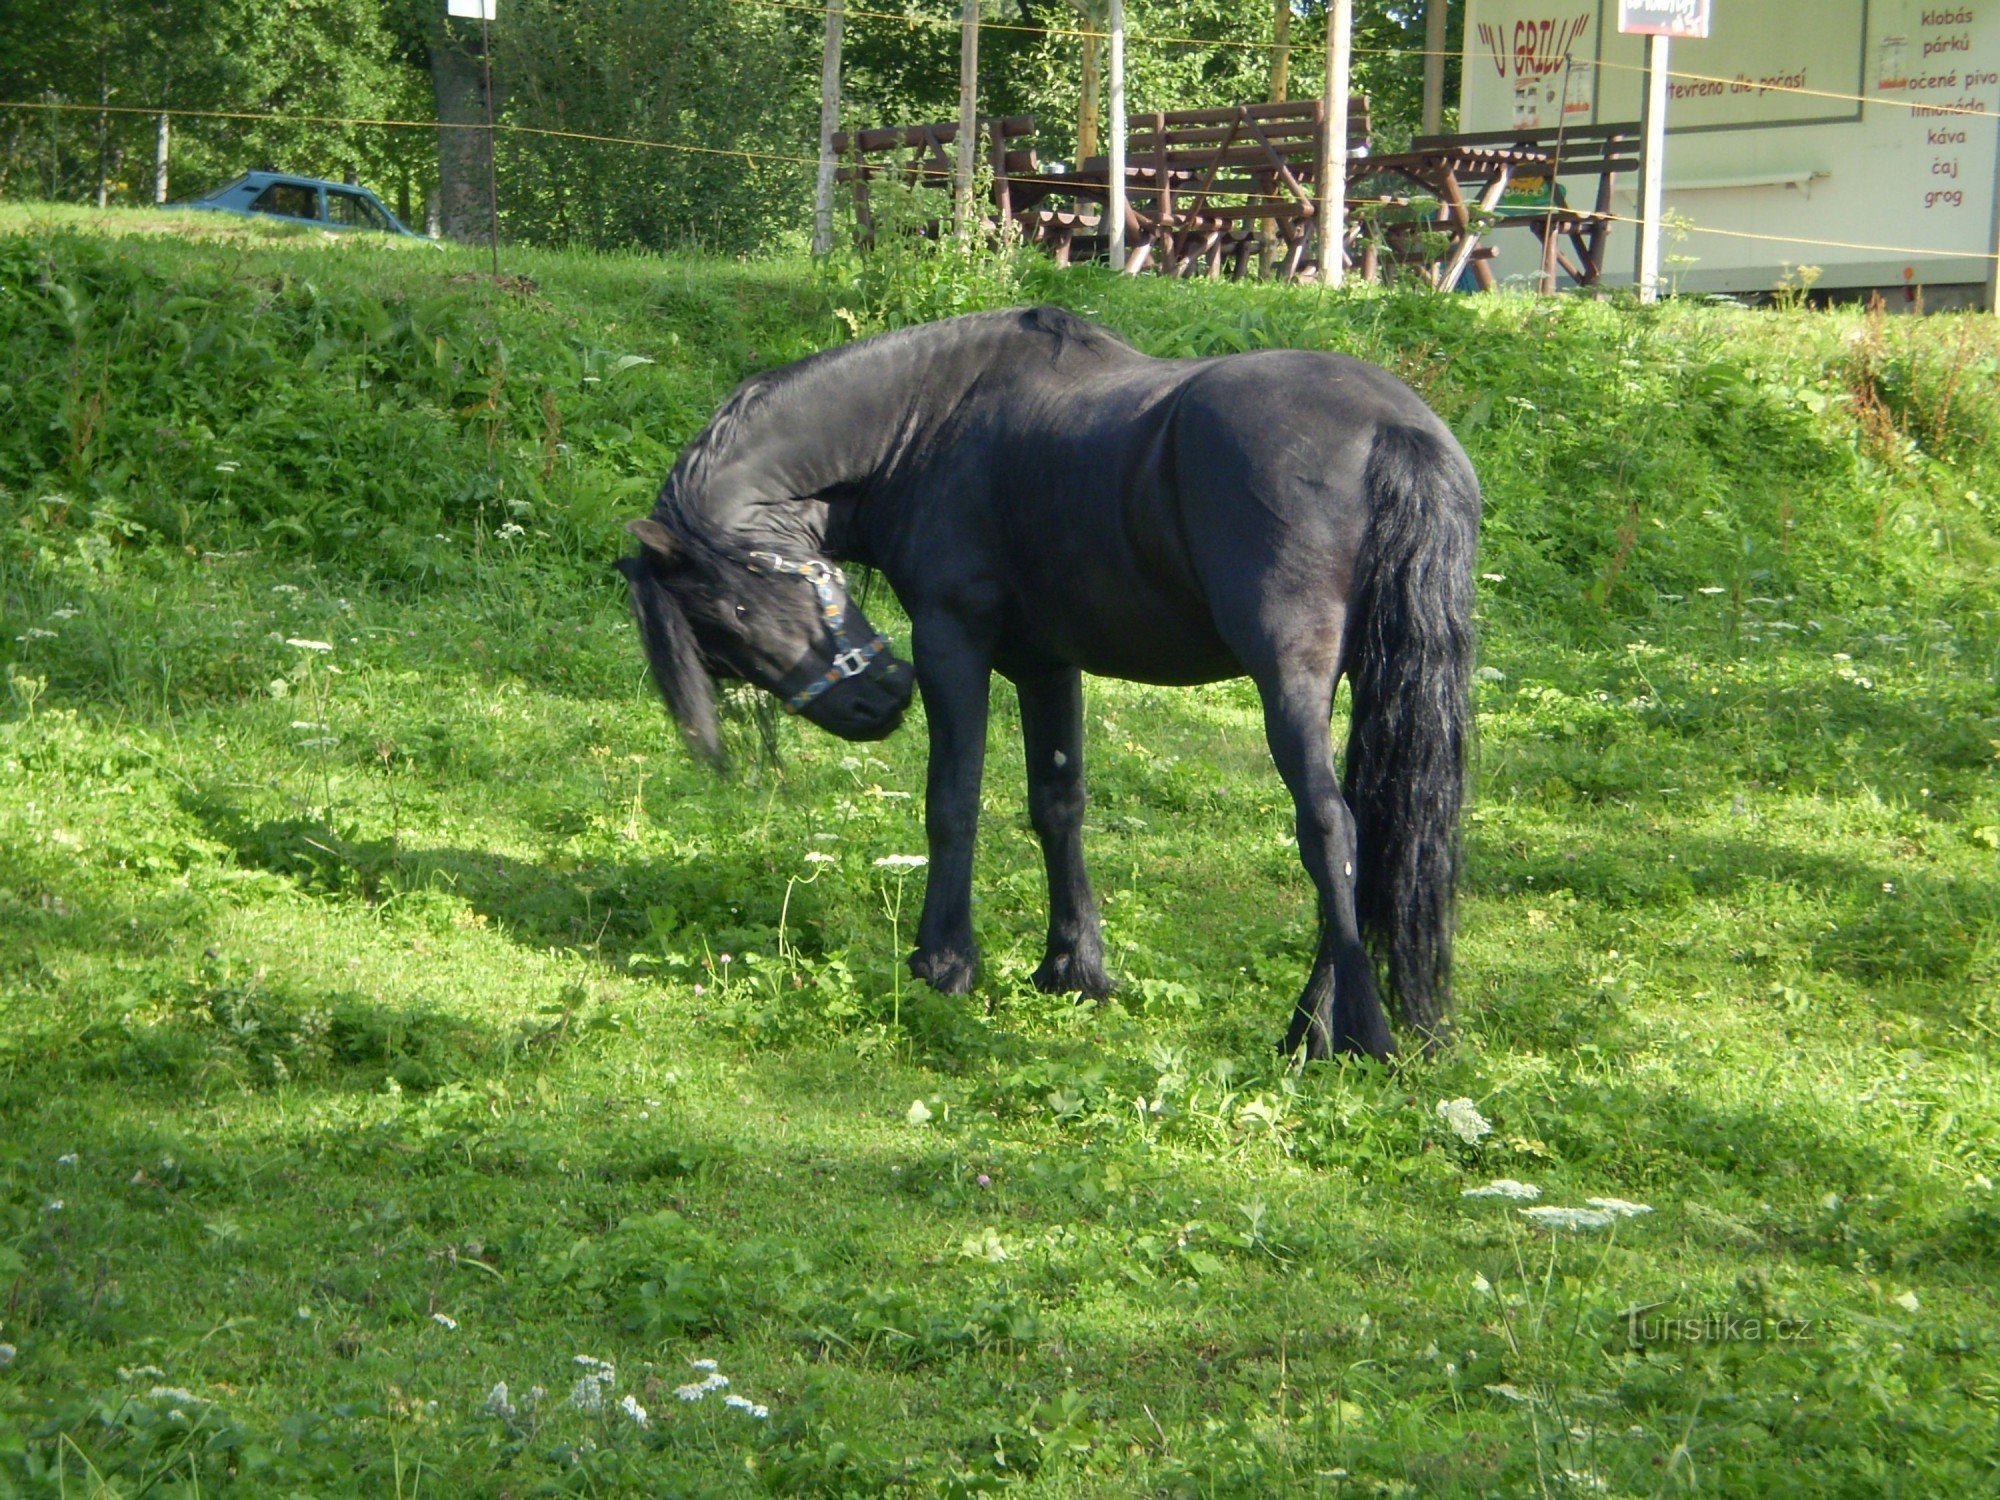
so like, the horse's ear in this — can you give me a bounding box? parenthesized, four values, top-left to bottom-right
(622, 562, 724, 770)
(624, 517, 679, 560)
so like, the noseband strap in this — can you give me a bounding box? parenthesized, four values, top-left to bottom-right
(746, 551, 890, 714)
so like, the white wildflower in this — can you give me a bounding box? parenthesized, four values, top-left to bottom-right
(432, 1312, 458, 1330)
(56, 1153, 77, 1167)
(688, 1359, 719, 1372)
(148, 1386, 208, 1407)
(804, 850, 837, 864)
(214, 461, 240, 474)
(752, 1403, 769, 1419)
(117, 1365, 166, 1381)
(906, 1098, 933, 1126)
(1471, 1273, 1493, 1294)
(49, 608, 78, 620)
(674, 1382, 708, 1402)
(724, 1393, 755, 1410)
(568, 1376, 606, 1412)
(1480, 573, 1506, 583)
(619, 1393, 650, 1428)
(1893, 1290, 1921, 1313)
(44, 1200, 62, 1212)
(699, 1372, 729, 1392)
(1697, 586, 1727, 596)
(1462, 1179, 1540, 1200)
(873, 854, 928, 870)
(1521, 1206, 1618, 1231)
(1435, 1098, 1491, 1145)
(494, 522, 527, 541)
(573, 1355, 616, 1381)
(296, 1306, 313, 1321)
(284, 638, 333, 653)
(485, 1382, 515, 1418)
(18, 628, 57, 641)
(1585, 1197, 1652, 1218)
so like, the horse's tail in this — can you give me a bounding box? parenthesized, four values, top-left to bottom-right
(1343, 423, 1480, 1044)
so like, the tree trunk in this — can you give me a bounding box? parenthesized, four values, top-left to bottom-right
(1422, 0, 1448, 135)
(429, 17, 494, 242)
(1270, 0, 1291, 103)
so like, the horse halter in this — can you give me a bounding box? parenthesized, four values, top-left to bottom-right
(745, 551, 891, 714)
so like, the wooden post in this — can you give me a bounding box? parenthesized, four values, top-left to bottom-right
(1317, 0, 1352, 286)
(1107, 0, 1126, 270)
(955, 0, 979, 237)
(95, 9, 110, 211)
(481, 8, 499, 277)
(1270, 0, 1292, 102)
(813, 0, 843, 255)
(1636, 32, 1669, 302)
(1421, 0, 1447, 135)
(154, 110, 169, 204)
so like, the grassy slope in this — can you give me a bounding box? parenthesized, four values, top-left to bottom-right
(1, 205, 1998, 1497)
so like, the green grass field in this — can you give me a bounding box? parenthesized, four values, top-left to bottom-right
(2, 205, 1998, 1497)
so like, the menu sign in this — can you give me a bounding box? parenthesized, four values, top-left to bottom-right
(1619, 0, 1714, 36)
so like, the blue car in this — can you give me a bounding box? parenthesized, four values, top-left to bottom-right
(174, 171, 427, 238)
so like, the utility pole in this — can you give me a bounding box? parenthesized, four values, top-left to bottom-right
(813, 1, 844, 254)
(1318, 0, 1352, 285)
(955, 0, 979, 237)
(1107, 0, 1126, 270)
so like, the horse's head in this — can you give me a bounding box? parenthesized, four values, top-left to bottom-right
(619, 516, 915, 766)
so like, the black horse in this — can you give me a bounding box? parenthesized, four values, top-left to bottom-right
(618, 306, 1478, 1059)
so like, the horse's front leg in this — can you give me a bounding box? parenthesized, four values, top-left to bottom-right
(908, 624, 992, 995)
(1260, 672, 1396, 1063)
(1014, 667, 1111, 997)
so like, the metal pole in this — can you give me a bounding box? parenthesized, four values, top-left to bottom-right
(154, 111, 169, 204)
(1987, 110, 2000, 312)
(481, 8, 499, 278)
(1318, 0, 1351, 286)
(1421, 0, 1447, 136)
(813, 0, 843, 255)
(1636, 32, 1669, 302)
(1108, 0, 1126, 271)
(955, 0, 979, 237)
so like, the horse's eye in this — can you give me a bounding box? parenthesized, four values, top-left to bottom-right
(733, 602, 749, 622)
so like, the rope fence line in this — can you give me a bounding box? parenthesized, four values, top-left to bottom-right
(8, 62, 2000, 271)
(715, 0, 2000, 124)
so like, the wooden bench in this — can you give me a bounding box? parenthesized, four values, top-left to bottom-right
(832, 116, 1038, 247)
(1017, 97, 1370, 281)
(1406, 121, 1641, 290)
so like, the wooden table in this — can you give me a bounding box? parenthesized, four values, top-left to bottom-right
(1349, 143, 1554, 290)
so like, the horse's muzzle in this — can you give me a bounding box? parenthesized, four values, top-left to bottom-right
(799, 650, 915, 741)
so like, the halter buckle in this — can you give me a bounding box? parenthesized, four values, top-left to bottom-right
(830, 647, 870, 679)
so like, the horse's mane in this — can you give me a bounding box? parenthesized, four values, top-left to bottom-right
(651, 306, 1129, 553)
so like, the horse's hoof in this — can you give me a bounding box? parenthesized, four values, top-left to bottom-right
(1032, 950, 1112, 999)
(909, 946, 979, 995)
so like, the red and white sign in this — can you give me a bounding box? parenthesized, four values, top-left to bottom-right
(1617, 0, 1712, 38)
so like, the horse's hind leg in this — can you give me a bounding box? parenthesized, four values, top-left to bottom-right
(1014, 667, 1111, 997)
(1259, 671, 1396, 1062)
